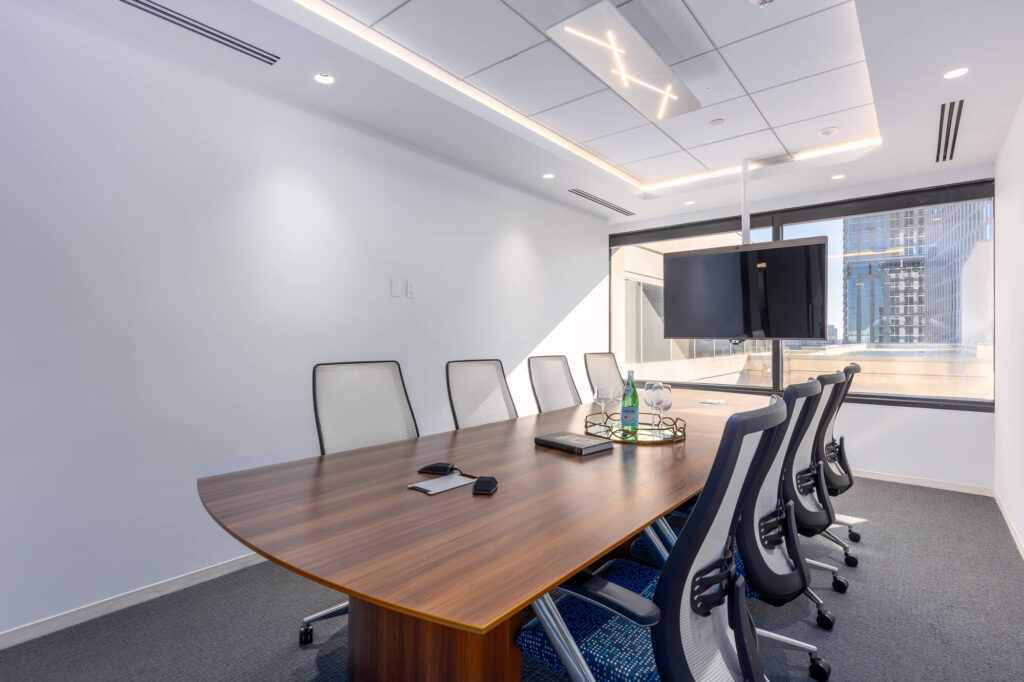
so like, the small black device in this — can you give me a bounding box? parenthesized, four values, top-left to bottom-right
(472, 476, 498, 495)
(418, 462, 455, 476)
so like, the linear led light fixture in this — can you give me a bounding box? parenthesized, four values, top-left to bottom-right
(644, 136, 883, 193)
(284, 0, 645, 188)
(548, 1, 700, 122)
(281, 1, 882, 196)
(792, 136, 882, 161)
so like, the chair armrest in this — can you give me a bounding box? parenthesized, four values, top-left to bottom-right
(558, 572, 660, 626)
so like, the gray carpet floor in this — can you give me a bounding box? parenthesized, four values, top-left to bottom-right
(2, 478, 1023, 681)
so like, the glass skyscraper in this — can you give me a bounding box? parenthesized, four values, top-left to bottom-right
(842, 200, 994, 345)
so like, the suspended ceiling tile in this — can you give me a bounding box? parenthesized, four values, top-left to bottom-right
(374, 0, 545, 78)
(323, 0, 408, 26)
(501, 0, 597, 31)
(619, 150, 706, 183)
(659, 95, 767, 149)
(532, 88, 648, 143)
(720, 3, 865, 93)
(467, 41, 604, 116)
(618, 0, 712, 65)
(684, 0, 849, 47)
(752, 62, 874, 127)
(773, 103, 879, 152)
(671, 51, 746, 107)
(583, 123, 681, 165)
(688, 129, 785, 169)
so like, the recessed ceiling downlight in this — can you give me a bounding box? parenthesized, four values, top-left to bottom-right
(943, 67, 968, 80)
(710, 118, 725, 126)
(314, 73, 335, 85)
(831, 174, 846, 180)
(685, 201, 695, 205)
(542, 173, 555, 180)
(819, 127, 840, 137)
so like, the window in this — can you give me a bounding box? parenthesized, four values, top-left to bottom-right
(611, 227, 773, 387)
(608, 181, 995, 408)
(782, 199, 994, 400)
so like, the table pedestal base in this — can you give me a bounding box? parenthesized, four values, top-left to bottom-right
(347, 597, 521, 682)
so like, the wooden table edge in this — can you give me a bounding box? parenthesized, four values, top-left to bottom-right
(197, 476, 702, 635)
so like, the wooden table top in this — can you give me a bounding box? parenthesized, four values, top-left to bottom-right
(197, 389, 767, 634)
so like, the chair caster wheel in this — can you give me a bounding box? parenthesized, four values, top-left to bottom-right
(299, 625, 313, 646)
(844, 554, 859, 567)
(848, 530, 861, 543)
(832, 576, 849, 593)
(809, 656, 831, 681)
(816, 610, 836, 630)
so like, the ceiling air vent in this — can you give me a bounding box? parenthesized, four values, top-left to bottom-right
(119, 0, 280, 65)
(568, 189, 636, 216)
(935, 99, 964, 162)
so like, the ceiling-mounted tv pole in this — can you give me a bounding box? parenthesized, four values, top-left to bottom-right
(740, 159, 751, 244)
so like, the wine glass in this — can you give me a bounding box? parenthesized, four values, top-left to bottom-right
(611, 384, 624, 415)
(643, 381, 658, 424)
(658, 385, 674, 437)
(594, 387, 612, 431)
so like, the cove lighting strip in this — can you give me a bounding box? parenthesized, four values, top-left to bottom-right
(285, 1, 882, 194)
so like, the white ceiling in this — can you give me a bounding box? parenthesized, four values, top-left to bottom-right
(307, 0, 880, 184)
(22, 0, 1024, 227)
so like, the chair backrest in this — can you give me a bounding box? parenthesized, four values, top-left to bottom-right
(783, 371, 844, 532)
(583, 352, 623, 396)
(819, 363, 861, 493)
(528, 355, 582, 413)
(313, 361, 419, 455)
(828, 363, 860, 441)
(650, 398, 788, 682)
(446, 359, 518, 429)
(736, 379, 821, 605)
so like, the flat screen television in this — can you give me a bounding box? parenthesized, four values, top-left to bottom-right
(663, 237, 827, 340)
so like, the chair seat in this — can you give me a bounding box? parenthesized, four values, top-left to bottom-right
(516, 560, 660, 682)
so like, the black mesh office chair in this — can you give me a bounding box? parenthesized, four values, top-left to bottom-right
(446, 359, 517, 429)
(528, 355, 582, 413)
(517, 398, 831, 681)
(737, 378, 847, 634)
(300, 361, 419, 645)
(784, 370, 859, 568)
(804, 367, 862, 563)
(820, 363, 862, 542)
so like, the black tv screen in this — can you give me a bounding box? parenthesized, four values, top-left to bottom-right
(663, 237, 827, 340)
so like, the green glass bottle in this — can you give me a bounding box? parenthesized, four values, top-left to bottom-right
(621, 370, 639, 435)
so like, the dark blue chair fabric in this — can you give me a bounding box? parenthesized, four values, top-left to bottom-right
(516, 560, 661, 682)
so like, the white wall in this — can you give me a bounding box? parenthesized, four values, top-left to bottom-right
(837, 404, 993, 491)
(0, 3, 607, 633)
(994, 97, 1024, 549)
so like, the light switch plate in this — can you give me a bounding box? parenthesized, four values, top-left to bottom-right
(389, 277, 401, 297)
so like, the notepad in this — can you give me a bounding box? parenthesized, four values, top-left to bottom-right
(408, 473, 476, 495)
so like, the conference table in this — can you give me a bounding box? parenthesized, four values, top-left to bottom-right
(197, 390, 767, 681)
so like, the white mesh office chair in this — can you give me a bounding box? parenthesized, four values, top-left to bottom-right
(528, 355, 582, 413)
(446, 359, 517, 429)
(299, 361, 419, 645)
(583, 352, 624, 396)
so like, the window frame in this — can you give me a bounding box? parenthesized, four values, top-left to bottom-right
(608, 179, 995, 413)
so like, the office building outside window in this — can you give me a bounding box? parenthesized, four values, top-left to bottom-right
(783, 198, 994, 400)
(609, 191, 994, 404)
